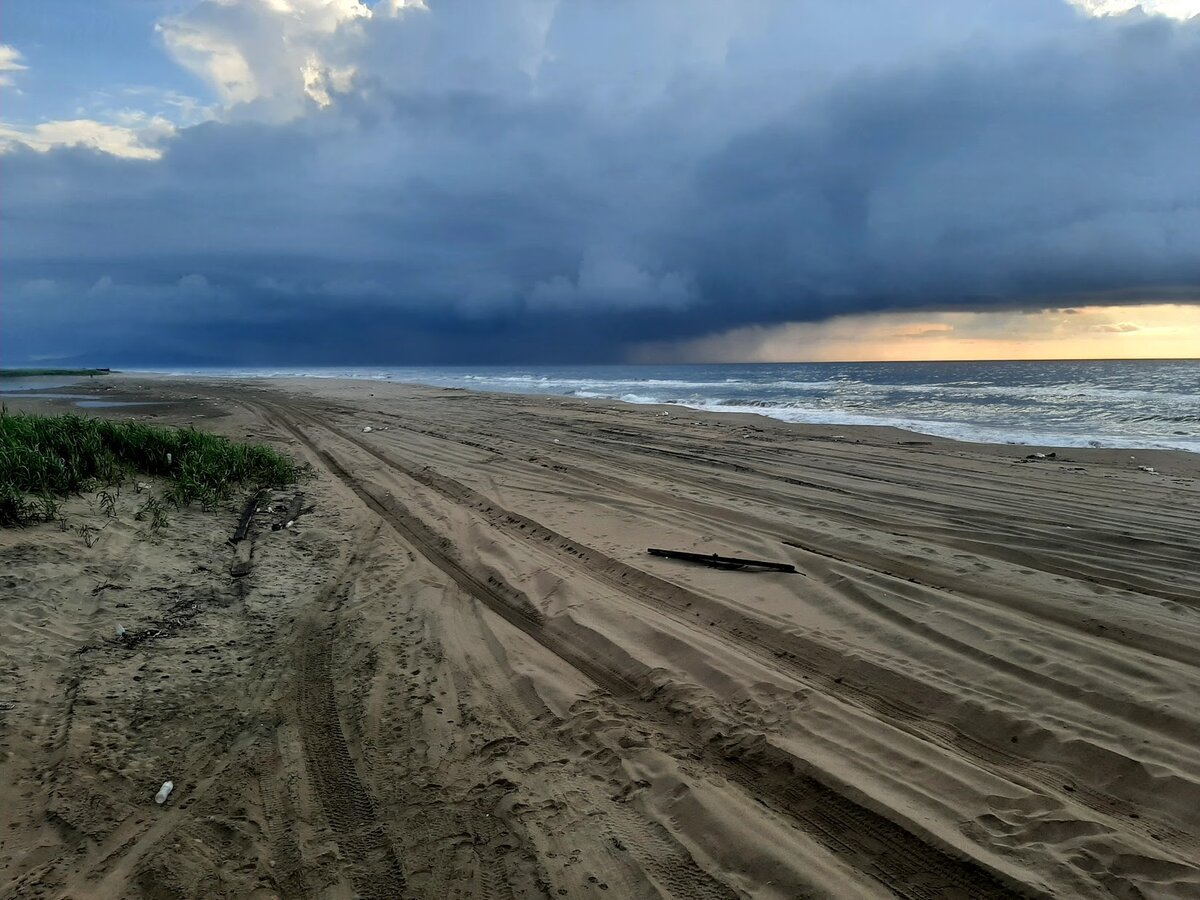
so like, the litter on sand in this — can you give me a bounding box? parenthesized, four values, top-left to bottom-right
(155, 781, 174, 805)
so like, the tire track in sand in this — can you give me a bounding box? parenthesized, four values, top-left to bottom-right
(270, 406, 1033, 900)
(277, 404, 1200, 859)
(294, 557, 408, 899)
(253, 740, 310, 898)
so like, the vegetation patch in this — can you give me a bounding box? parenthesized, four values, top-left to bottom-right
(0, 410, 303, 527)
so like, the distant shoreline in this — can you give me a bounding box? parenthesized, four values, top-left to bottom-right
(0, 368, 112, 378)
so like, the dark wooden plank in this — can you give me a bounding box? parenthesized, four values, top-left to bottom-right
(647, 548, 798, 573)
(229, 489, 265, 545)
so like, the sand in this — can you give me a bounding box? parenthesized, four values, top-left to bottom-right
(2, 373, 1199, 899)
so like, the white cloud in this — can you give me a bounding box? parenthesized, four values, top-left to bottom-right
(0, 41, 206, 159)
(1069, 0, 1200, 18)
(159, 16, 260, 106)
(0, 117, 174, 160)
(0, 44, 27, 88)
(0, 116, 175, 160)
(374, 0, 430, 17)
(158, 0, 370, 117)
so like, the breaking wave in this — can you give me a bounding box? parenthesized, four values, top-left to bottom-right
(156, 360, 1200, 452)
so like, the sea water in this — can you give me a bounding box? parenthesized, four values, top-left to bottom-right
(159, 360, 1200, 452)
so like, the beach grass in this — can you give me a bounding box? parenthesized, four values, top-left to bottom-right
(0, 410, 302, 526)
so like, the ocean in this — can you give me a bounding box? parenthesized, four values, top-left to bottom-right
(152, 359, 1200, 453)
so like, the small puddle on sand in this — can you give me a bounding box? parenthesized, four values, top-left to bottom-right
(77, 399, 160, 408)
(0, 391, 163, 409)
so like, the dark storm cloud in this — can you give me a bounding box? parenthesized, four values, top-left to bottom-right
(5, 1, 1200, 365)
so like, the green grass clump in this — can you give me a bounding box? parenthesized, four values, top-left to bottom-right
(0, 410, 302, 526)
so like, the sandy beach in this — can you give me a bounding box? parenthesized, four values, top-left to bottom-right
(2, 373, 1199, 899)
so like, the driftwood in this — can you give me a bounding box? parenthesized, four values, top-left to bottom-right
(229, 489, 265, 545)
(647, 548, 797, 573)
(228, 489, 266, 578)
(271, 491, 307, 530)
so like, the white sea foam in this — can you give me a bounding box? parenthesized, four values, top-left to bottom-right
(146, 362, 1200, 452)
(671, 400, 1200, 452)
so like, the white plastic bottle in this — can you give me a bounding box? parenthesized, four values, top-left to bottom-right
(155, 781, 174, 804)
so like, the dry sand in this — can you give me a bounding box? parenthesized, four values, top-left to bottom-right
(2, 373, 1199, 899)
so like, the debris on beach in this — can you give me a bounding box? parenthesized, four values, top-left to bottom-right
(1025, 452, 1057, 461)
(648, 547, 798, 573)
(362, 425, 373, 433)
(271, 492, 307, 531)
(154, 781, 174, 805)
(1137, 465, 1160, 475)
(229, 490, 264, 545)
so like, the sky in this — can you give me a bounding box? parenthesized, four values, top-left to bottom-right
(3, 0, 1200, 366)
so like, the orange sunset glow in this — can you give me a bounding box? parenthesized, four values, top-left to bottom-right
(636, 304, 1200, 363)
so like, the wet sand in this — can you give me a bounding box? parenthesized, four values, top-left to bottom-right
(2, 373, 1199, 899)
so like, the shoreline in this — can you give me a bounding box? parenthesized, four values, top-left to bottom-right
(12, 369, 1196, 474)
(97, 366, 1200, 457)
(7, 367, 1190, 465)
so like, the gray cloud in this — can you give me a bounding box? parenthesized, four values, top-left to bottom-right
(4, 1, 1200, 365)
